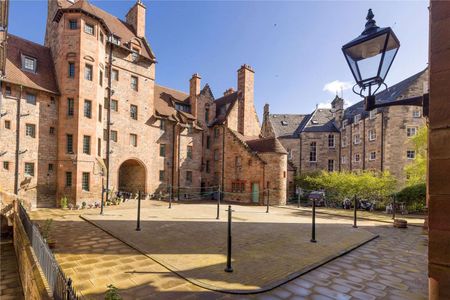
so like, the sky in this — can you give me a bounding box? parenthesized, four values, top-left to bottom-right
(8, 0, 429, 118)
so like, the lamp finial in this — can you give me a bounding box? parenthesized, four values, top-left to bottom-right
(363, 8, 378, 34)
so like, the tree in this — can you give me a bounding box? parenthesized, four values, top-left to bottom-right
(405, 126, 428, 186)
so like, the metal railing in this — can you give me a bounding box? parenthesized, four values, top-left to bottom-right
(17, 202, 80, 300)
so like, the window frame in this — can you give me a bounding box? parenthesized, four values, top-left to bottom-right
(3, 161, 9, 170)
(26, 93, 36, 105)
(66, 134, 74, 154)
(24, 162, 35, 177)
(84, 64, 93, 81)
(130, 133, 138, 147)
(83, 135, 91, 155)
(25, 123, 36, 138)
(130, 104, 138, 120)
(84, 23, 95, 35)
(368, 129, 376, 141)
(110, 130, 118, 142)
(369, 151, 376, 161)
(369, 109, 377, 119)
(328, 134, 335, 148)
(406, 126, 418, 137)
(131, 75, 138, 91)
(22, 55, 37, 73)
(112, 69, 119, 81)
(309, 142, 317, 162)
(160, 144, 166, 157)
(327, 159, 334, 172)
(5, 120, 11, 129)
(65, 172, 72, 187)
(68, 19, 77, 30)
(187, 145, 193, 159)
(407, 150, 416, 160)
(67, 98, 74, 116)
(68, 62, 75, 78)
(84, 99, 92, 118)
(82, 172, 90, 191)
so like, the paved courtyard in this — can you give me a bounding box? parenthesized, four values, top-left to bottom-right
(29, 200, 428, 299)
(0, 239, 24, 300)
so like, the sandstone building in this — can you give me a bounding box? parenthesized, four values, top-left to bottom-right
(261, 69, 428, 199)
(0, 0, 287, 208)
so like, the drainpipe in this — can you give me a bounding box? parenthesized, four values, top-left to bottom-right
(177, 124, 181, 201)
(299, 134, 302, 174)
(380, 111, 384, 171)
(171, 121, 176, 199)
(105, 38, 113, 202)
(221, 125, 225, 201)
(362, 118, 366, 170)
(349, 125, 353, 171)
(338, 131, 342, 172)
(14, 85, 22, 195)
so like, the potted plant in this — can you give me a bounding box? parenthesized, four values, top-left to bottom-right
(82, 201, 87, 209)
(60, 196, 68, 209)
(105, 284, 122, 300)
(41, 219, 56, 249)
(68, 203, 74, 210)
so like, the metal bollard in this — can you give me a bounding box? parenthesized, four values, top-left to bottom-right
(66, 277, 72, 300)
(216, 184, 221, 220)
(169, 186, 172, 209)
(100, 186, 105, 215)
(353, 195, 358, 228)
(224, 205, 233, 272)
(136, 190, 141, 231)
(310, 199, 317, 243)
(266, 189, 270, 213)
(297, 192, 301, 208)
(392, 194, 396, 220)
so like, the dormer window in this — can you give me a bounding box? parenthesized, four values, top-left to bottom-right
(369, 109, 377, 119)
(84, 23, 94, 35)
(354, 114, 361, 123)
(110, 35, 121, 45)
(281, 121, 288, 126)
(311, 120, 318, 125)
(342, 119, 348, 127)
(22, 55, 37, 73)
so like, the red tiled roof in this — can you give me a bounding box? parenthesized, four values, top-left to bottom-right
(4, 34, 59, 94)
(154, 84, 195, 121)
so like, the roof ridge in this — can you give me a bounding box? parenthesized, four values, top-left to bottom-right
(155, 83, 188, 96)
(7, 34, 49, 50)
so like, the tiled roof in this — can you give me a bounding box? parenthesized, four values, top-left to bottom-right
(154, 84, 195, 121)
(343, 68, 428, 123)
(268, 114, 309, 138)
(246, 137, 288, 154)
(4, 34, 59, 94)
(303, 108, 339, 132)
(54, 0, 155, 60)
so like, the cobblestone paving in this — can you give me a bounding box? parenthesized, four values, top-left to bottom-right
(0, 239, 24, 300)
(29, 203, 428, 299)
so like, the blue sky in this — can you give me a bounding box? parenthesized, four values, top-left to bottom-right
(9, 0, 428, 118)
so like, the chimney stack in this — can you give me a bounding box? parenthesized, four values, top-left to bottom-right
(126, 0, 146, 38)
(237, 64, 260, 136)
(189, 73, 201, 118)
(223, 88, 235, 96)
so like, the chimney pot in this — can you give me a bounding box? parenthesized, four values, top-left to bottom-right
(223, 88, 235, 96)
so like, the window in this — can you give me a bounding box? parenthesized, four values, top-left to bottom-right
(99, 32, 104, 43)
(67, 98, 74, 116)
(51, 97, 55, 104)
(309, 142, 317, 162)
(82, 172, 90, 191)
(5, 85, 11, 96)
(407, 126, 418, 137)
(187, 122, 193, 134)
(413, 110, 421, 118)
(110, 35, 121, 45)
(342, 120, 348, 127)
(131, 76, 138, 91)
(65, 172, 72, 187)
(214, 149, 219, 161)
(186, 171, 192, 184)
(328, 134, 335, 148)
(103, 129, 107, 141)
(112, 69, 119, 81)
(160, 144, 166, 157)
(3, 161, 9, 170)
(99, 70, 103, 86)
(160, 119, 166, 131)
(49, 127, 55, 135)
(159, 170, 165, 181)
(24, 163, 34, 176)
(206, 136, 210, 149)
(48, 164, 53, 172)
(98, 104, 102, 122)
(84, 23, 94, 35)
(83, 135, 90, 154)
(328, 159, 334, 172)
(22, 55, 36, 72)
(354, 134, 361, 144)
(4, 120, 11, 129)
(130, 134, 137, 147)
(69, 19, 77, 30)
(68, 62, 75, 78)
(287, 148, 292, 160)
(130, 105, 138, 120)
(85, 64, 93, 81)
(110, 130, 117, 142)
(206, 160, 210, 173)
(232, 181, 245, 193)
(187, 146, 193, 159)
(342, 136, 348, 147)
(355, 154, 361, 162)
(111, 100, 118, 112)
(368, 129, 376, 141)
(26, 93, 36, 105)
(407, 150, 416, 159)
(235, 156, 241, 167)
(25, 124, 36, 138)
(66, 134, 73, 153)
(354, 114, 361, 123)
(370, 151, 376, 161)
(341, 156, 347, 164)
(97, 138, 101, 156)
(369, 109, 377, 119)
(175, 103, 191, 113)
(214, 127, 220, 138)
(84, 100, 92, 118)
(205, 107, 209, 123)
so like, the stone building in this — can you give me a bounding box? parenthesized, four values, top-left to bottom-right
(0, 0, 288, 208)
(261, 69, 428, 199)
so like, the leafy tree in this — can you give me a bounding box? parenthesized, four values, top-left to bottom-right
(405, 126, 427, 186)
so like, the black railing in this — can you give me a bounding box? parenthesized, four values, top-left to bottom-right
(17, 203, 81, 300)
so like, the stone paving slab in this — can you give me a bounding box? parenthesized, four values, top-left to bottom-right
(81, 201, 376, 293)
(0, 239, 24, 300)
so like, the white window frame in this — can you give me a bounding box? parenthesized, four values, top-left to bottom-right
(24, 162, 34, 177)
(342, 119, 348, 127)
(327, 159, 334, 172)
(25, 123, 36, 138)
(369, 109, 377, 119)
(354, 154, 361, 162)
(354, 114, 361, 123)
(22, 55, 37, 73)
(354, 134, 361, 145)
(369, 151, 376, 161)
(341, 156, 347, 164)
(84, 23, 94, 35)
(130, 133, 138, 147)
(328, 134, 335, 148)
(368, 129, 376, 141)
(413, 110, 421, 118)
(407, 150, 416, 160)
(406, 126, 418, 137)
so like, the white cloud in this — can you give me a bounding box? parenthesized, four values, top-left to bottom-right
(323, 80, 353, 95)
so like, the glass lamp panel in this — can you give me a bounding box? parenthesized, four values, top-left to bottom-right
(345, 53, 361, 82)
(345, 33, 388, 61)
(356, 52, 383, 83)
(379, 34, 400, 81)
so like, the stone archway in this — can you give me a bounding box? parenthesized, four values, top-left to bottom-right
(118, 159, 146, 193)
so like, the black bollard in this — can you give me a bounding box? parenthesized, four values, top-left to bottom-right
(310, 199, 317, 243)
(100, 186, 105, 215)
(136, 190, 141, 231)
(169, 186, 172, 209)
(224, 205, 233, 272)
(216, 184, 221, 220)
(297, 192, 301, 208)
(353, 195, 358, 228)
(66, 277, 73, 300)
(266, 189, 270, 213)
(392, 194, 396, 220)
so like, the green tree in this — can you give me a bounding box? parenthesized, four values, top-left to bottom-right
(405, 126, 428, 186)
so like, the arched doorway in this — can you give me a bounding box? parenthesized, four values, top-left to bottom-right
(118, 159, 146, 193)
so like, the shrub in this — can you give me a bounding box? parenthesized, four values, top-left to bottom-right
(60, 196, 68, 209)
(395, 183, 426, 213)
(105, 284, 122, 300)
(41, 219, 53, 241)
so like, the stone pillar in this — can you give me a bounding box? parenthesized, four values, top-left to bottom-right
(428, 1, 450, 299)
(126, 0, 146, 38)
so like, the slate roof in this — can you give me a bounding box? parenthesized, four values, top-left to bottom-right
(303, 108, 339, 132)
(246, 137, 288, 154)
(343, 68, 427, 123)
(54, 0, 155, 60)
(212, 91, 239, 125)
(268, 114, 309, 138)
(4, 34, 59, 94)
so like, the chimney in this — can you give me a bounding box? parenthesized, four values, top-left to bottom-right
(189, 73, 201, 118)
(223, 88, 235, 96)
(237, 64, 259, 136)
(331, 95, 344, 126)
(126, 0, 146, 38)
(264, 103, 270, 117)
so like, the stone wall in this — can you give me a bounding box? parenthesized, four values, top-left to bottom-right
(299, 131, 340, 174)
(259, 152, 287, 205)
